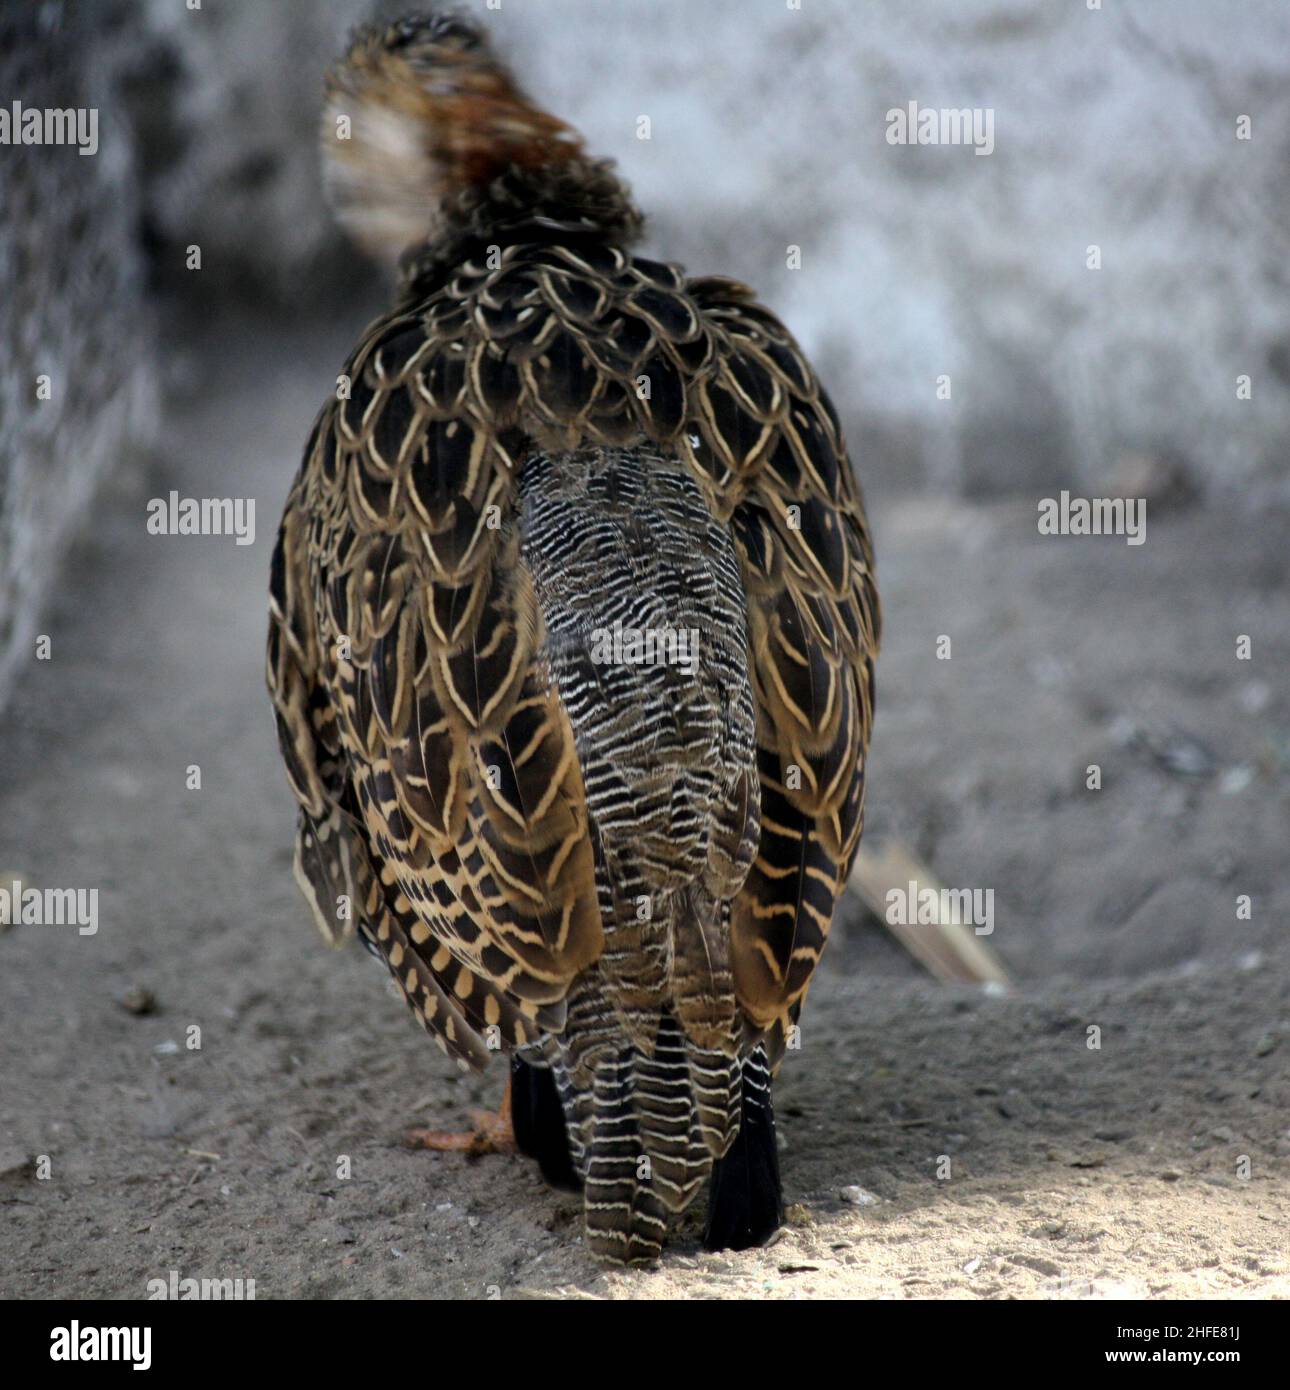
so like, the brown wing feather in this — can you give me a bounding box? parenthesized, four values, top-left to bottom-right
(683, 278, 879, 1041)
(267, 239, 878, 1067)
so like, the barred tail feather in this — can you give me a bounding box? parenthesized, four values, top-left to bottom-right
(584, 1050, 669, 1265)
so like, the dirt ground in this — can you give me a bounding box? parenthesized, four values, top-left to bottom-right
(2, 317, 1287, 1300)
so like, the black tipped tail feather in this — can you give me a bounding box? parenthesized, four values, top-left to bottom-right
(511, 1056, 582, 1192)
(702, 1047, 784, 1252)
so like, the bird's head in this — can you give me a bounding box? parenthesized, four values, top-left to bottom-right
(322, 10, 597, 266)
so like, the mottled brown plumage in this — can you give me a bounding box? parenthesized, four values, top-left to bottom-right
(267, 10, 878, 1264)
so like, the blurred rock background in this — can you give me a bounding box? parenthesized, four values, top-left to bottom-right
(0, 2, 156, 710)
(3, 0, 1288, 709)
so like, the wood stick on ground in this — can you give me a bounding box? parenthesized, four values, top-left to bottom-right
(847, 839, 1011, 988)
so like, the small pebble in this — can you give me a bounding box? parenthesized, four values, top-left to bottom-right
(1219, 766, 1253, 795)
(119, 987, 157, 1016)
(840, 1185, 879, 1206)
(1155, 733, 1216, 779)
(1238, 681, 1271, 714)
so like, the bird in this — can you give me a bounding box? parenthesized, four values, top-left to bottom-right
(266, 9, 879, 1266)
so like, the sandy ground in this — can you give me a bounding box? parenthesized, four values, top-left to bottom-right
(1, 318, 1287, 1300)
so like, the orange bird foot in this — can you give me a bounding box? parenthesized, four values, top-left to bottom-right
(405, 1078, 514, 1156)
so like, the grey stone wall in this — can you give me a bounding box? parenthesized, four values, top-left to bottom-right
(0, 2, 157, 711)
